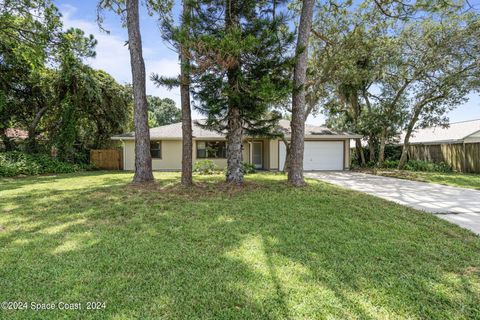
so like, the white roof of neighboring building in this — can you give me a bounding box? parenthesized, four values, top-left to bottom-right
(400, 119, 480, 145)
(112, 119, 361, 140)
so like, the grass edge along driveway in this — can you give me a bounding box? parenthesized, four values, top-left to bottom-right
(360, 169, 480, 190)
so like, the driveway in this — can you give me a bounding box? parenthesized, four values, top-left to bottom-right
(306, 171, 480, 235)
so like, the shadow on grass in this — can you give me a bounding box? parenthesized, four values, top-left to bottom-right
(372, 170, 480, 190)
(0, 170, 130, 192)
(0, 172, 479, 319)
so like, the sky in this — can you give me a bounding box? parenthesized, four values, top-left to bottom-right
(55, 0, 479, 125)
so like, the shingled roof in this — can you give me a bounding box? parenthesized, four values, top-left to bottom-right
(399, 119, 480, 145)
(112, 121, 224, 140)
(276, 120, 358, 137)
(112, 119, 360, 140)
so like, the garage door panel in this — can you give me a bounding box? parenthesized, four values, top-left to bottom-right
(279, 140, 344, 171)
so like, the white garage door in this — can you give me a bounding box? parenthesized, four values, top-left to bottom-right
(279, 141, 344, 171)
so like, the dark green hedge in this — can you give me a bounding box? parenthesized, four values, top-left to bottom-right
(0, 152, 95, 177)
(382, 159, 452, 173)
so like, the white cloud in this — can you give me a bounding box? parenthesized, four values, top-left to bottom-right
(60, 4, 181, 106)
(58, 4, 341, 124)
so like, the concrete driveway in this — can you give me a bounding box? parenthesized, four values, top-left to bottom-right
(306, 171, 480, 235)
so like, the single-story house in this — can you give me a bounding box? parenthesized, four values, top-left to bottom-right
(400, 119, 480, 145)
(111, 120, 361, 171)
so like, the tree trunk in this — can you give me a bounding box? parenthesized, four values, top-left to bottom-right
(288, 0, 315, 187)
(225, 0, 243, 184)
(0, 129, 16, 151)
(25, 104, 49, 153)
(281, 136, 290, 173)
(25, 127, 38, 153)
(398, 133, 411, 169)
(355, 138, 366, 166)
(226, 105, 243, 183)
(368, 136, 376, 163)
(378, 127, 387, 165)
(126, 0, 154, 183)
(398, 108, 421, 169)
(180, 0, 193, 186)
(378, 140, 386, 166)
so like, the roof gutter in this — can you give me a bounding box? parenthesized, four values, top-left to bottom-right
(111, 136, 135, 141)
(284, 134, 363, 139)
(399, 139, 465, 145)
(462, 129, 480, 140)
(112, 134, 363, 140)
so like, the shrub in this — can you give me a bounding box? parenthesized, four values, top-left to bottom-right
(382, 160, 399, 169)
(242, 162, 256, 174)
(434, 162, 453, 173)
(377, 159, 452, 173)
(0, 151, 94, 177)
(404, 160, 452, 173)
(193, 160, 219, 175)
(384, 144, 403, 161)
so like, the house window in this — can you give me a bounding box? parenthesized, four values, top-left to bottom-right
(150, 141, 161, 158)
(197, 141, 227, 158)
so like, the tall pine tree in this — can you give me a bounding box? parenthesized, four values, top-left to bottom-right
(288, 0, 315, 187)
(152, 0, 194, 186)
(191, 0, 294, 184)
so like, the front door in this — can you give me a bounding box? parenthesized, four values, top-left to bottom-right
(252, 142, 263, 169)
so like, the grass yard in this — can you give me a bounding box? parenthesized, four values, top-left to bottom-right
(1, 172, 479, 319)
(368, 169, 480, 190)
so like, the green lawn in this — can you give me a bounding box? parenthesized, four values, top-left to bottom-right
(1, 172, 479, 319)
(370, 170, 480, 190)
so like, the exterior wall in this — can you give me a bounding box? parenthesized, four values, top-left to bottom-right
(123, 140, 183, 171)
(122, 137, 352, 171)
(344, 139, 350, 169)
(246, 139, 270, 170)
(123, 139, 249, 171)
(242, 142, 249, 165)
(272, 138, 351, 171)
(270, 139, 279, 170)
(123, 141, 135, 171)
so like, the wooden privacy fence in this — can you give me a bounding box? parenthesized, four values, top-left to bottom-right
(408, 142, 480, 173)
(90, 149, 123, 170)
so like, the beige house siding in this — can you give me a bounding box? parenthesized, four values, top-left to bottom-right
(269, 139, 279, 170)
(344, 140, 350, 169)
(122, 138, 352, 171)
(123, 141, 134, 170)
(123, 139, 250, 171)
(245, 139, 271, 170)
(242, 142, 249, 165)
(123, 140, 183, 171)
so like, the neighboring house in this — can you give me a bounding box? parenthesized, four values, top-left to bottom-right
(400, 119, 480, 145)
(111, 120, 361, 171)
(399, 119, 480, 173)
(5, 128, 29, 140)
(0, 128, 29, 150)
